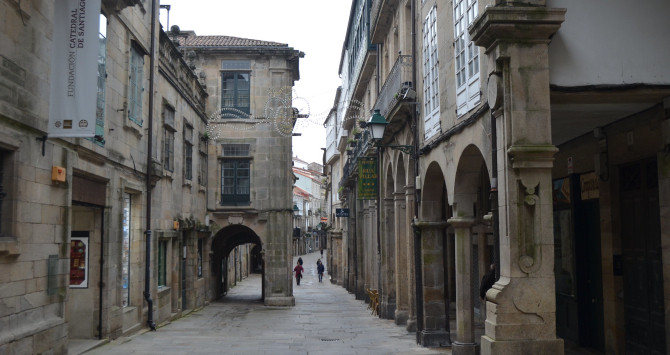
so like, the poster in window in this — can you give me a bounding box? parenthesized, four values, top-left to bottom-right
(70, 237, 89, 288)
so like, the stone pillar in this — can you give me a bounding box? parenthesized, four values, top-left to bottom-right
(470, 5, 565, 354)
(264, 210, 295, 306)
(476, 224, 491, 323)
(405, 183, 418, 332)
(449, 217, 476, 355)
(416, 220, 450, 347)
(381, 196, 396, 319)
(394, 191, 409, 325)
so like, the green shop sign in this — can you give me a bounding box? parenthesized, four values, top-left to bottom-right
(357, 157, 378, 200)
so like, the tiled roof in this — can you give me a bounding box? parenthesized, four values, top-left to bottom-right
(175, 35, 288, 48)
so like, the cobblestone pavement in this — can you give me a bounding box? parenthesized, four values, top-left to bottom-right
(87, 251, 450, 355)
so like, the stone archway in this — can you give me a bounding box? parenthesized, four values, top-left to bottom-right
(211, 225, 263, 300)
(450, 144, 490, 355)
(416, 161, 451, 347)
(380, 155, 396, 319)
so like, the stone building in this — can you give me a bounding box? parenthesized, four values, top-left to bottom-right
(170, 30, 303, 306)
(325, 0, 670, 354)
(0, 0, 301, 353)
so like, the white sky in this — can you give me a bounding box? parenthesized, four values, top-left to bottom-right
(159, 1, 351, 165)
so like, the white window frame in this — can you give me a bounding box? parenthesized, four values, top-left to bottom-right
(422, 5, 440, 140)
(454, 0, 481, 117)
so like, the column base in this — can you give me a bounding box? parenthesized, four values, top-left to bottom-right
(452, 341, 478, 355)
(264, 296, 295, 307)
(394, 309, 408, 325)
(481, 336, 563, 355)
(420, 330, 451, 347)
(380, 300, 396, 320)
(406, 317, 417, 332)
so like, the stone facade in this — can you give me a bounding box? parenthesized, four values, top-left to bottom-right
(325, 0, 670, 354)
(171, 30, 303, 307)
(0, 1, 301, 352)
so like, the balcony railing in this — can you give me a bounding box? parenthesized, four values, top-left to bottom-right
(338, 129, 374, 193)
(373, 55, 413, 118)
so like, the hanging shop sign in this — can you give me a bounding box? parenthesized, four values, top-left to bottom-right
(335, 208, 349, 217)
(48, 0, 102, 137)
(357, 157, 378, 200)
(69, 236, 89, 288)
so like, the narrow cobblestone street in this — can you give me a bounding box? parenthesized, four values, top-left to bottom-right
(86, 251, 450, 355)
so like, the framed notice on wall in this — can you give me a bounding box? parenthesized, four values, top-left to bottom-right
(70, 236, 89, 288)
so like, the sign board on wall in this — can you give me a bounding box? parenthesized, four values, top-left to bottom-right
(48, 0, 101, 137)
(580, 172, 599, 200)
(357, 157, 378, 200)
(335, 208, 349, 217)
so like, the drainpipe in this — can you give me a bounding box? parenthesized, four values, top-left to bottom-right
(410, 0, 424, 344)
(98, 208, 105, 339)
(143, 0, 157, 331)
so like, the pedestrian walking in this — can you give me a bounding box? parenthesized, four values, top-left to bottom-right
(294, 261, 304, 285)
(317, 259, 325, 283)
(320, 248, 323, 258)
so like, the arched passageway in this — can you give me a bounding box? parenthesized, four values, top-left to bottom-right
(450, 144, 492, 353)
(416, 161, 451, 347)
(212, 225, 263, 300)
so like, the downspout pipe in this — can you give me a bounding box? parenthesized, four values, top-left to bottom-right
(410, 0, 425, 344)
(143, 0, 157, 331)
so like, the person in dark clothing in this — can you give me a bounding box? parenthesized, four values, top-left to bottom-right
(317, 260, 325, 283)
(294, 261, 304, 285)
(480, 264, 496, 300)
(298, 257, 303, 266)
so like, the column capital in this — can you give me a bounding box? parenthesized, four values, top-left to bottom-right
(447, 216, 475, 229)
(470, 6, 566, 51)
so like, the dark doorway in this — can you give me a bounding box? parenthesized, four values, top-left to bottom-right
(620, 159, 665, 355)
(553, 173, 604, 351)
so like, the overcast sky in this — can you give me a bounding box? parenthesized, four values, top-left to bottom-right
(159, 1, 351, 165)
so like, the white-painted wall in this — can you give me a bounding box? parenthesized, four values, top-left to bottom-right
(548, 0, 670, 86)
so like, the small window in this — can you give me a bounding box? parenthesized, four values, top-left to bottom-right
(222, 144, 250, 157)
(158, 240, 167, 287)
(0, 149, 12, 237)
(198, 152, 207, 186)
(128, 45, 145, 125)
(163, 105, 176, 172)
(220, 61, 251, 118)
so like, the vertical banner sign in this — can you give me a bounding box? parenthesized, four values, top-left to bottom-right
(357, 157, 378, 200)
(48, 0, 101, 137)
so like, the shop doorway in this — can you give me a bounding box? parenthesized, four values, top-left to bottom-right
(620, 159, 665, 354)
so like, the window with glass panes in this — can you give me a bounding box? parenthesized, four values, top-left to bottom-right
(198, 133, 208, 186)
(158, 240, 167, 287)
(129, 44, 144, 125)
(184, 123, 193, 181)
(422, 5, 440, 140)
(163, 105, 175, 172)
(453, 0, 480, 116)
(121, 193, 131, 307)
(220, 144, 251, 205)
(220, 60, 251, 117)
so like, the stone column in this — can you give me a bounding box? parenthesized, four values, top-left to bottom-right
(263, 210, 295, 306)
(416, 220, 450, 347)
(449, 217, 476, 355)
(470, 5, 565, 354)
(405, 183, 417, 332)
(394, 191, 409, 325)
(381, 196, 396, 319)
(476, 224, 490, 323)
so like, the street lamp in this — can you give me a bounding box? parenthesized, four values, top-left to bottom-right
(367, 109, 414, 156)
